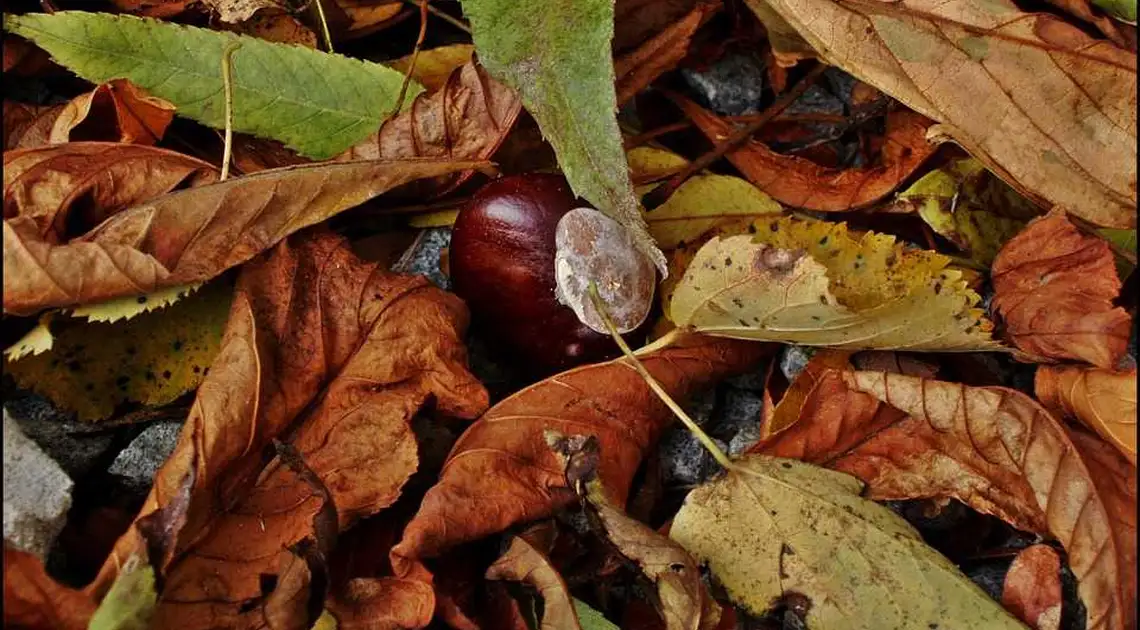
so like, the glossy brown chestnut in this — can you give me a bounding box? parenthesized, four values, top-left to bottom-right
(450, 174, 650, 373)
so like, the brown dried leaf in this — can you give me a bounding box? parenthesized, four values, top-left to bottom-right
(390, 335, 773, 574)
(3, 101, 61, 150)
(614, 3, 716, 106)
(323, 577, 436, 630)
(88, 231, 488, 628)
(672, 94, 939, 211)
(3, 151, 483, 315)
(486, 537, 584, 630)
(1002, 544, 1063, 630)
(1036, 365, 1137, 465)
(52, 79, 176, 147)
(1041, 0, 1136, 49)
(337, 62, 520, 199)
(752, 0, 1137, 228)
(109, 0, 201, 18)
(992, 210, 1133, 368)
(3, 545, 96, 630)
(613, 0, 701, 53)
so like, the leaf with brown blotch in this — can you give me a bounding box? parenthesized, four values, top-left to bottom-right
(390, 335, 773, 576)
(748, 0, 1137, 228)
(486, 536, 584, 630)
(992, 210, 1133, 369)
(4, 545, 97, 630)
(614, 3, 717, 106)
(830, 371, 1136, 630)
(4, 143, 218, 244)
(3, 155, 484, 315)
(337, 62, 521, 199)
(1002, 544, 1063, 630)
(1036, 365, 1137, 465)
(86, 231, 489, 629)
(670, 93, 940, 212)
(3, 101, 61, 150)
(322, 577, 436, 630)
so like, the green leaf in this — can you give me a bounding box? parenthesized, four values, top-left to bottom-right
(87, 555, 157, 630)
(573, 599, 619, 630)
(1092, 0, 1137, 22)
(5, 12, 421, 159)
(461, 0, 665, 271)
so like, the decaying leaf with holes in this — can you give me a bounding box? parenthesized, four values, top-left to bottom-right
(5, 281, 232, 421)
(667, 215, 1002, 351)
(669, 455, 1026, 629)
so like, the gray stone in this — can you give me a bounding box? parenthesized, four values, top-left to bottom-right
(3, 409, 73, 561)
(393, 227, 451, 290)
(680, 52, 767, 116)
(719, 387, 766, 456)
(4, 391, 115, 478)
(660, 388, 726, 486)
(108, 421, 182, 489)
(779, 345, 817, 382)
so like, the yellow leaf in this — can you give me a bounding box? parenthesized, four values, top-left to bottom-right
(3, 316, 55, 360)
(388, 44, 475, 91)
(628, 146, 688, 185)
(71, 283, 202, 323)
(407, 209, 459, 229)
(5, 280, 232, 421)
(641, 174, 784, 250)
(670, 455, 1027, 629)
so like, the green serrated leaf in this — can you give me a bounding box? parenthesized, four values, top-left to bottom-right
(72, 284, 202, 324)
(573, 598, 618, 630)
(461, 0, 665, 271)
(87, 555, 157, 630)
(1092, 0, 1137, 22)
(5, 12, 421, 159)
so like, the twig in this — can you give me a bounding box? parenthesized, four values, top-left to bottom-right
(641, 63, 826, 210)
(219, 42, 242, 181)
(623, 112, 849, 150)
(312, 0, 335, 53)
(390, 0, 429, 117)
(399, 0, 471, 33)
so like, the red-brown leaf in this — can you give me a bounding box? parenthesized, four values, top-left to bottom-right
(614, 3, 717, 106)
(3, 545, 96, 630)
(1036, 365, 1137, 465)
(1002, 544, 1062, 630)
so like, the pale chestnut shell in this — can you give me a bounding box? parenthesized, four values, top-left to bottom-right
(553, 207, 656, 334)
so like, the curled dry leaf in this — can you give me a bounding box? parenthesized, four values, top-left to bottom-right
(614, 3, 716, 106)
(668, 220, 1001, 351)
(3, 101, 60, 150)
(992, 210, 1132, 369)
(1041, 0, 1137, 48)
(4, 545, 96, 630)
(322, 577, 436, 630)
(669, 455, 1025, 629)
(48, 79, 176, 147)
(670, 93, 940, 212)
(3, 153, 483, 315)
(750, 0, 1137, 228)
(88, 232, 488, 629)
(1036, 365, 1137, 465)
(1002, 544, 1063, 630)
(338, 62, 522, 199)
(828, 371, 1136, 630)
(390, 334, 773, 574)
(486, 536, 584, 630)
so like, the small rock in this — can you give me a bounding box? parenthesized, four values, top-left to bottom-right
(779, 345, 817, 382)
(659, 390, 727, 486)
(4, 391, 115, 478)
(714, 387, 765, 456)
(108, 421, 182, 490)
(394, 228, 451, 290)
(680, 52, 767, 116)
(3, 409, 74, 561)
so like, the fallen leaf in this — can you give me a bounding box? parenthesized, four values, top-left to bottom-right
(388, 44, 476, 92)
(1002, 545, 1063, 630)
(4, 142, 218, 244)
(991, 210, 1132, 368)
(671, 94, 940, 212)
(3, 545, 96, 630)
(576, 599, 620, 630)
(5, 280, 232, 421)
(739, 0, 816, 66)
(3, 153, 482, 315)
(669, 455, 1026, 628)
(1041, 0, 1136, 49)
(3, 101, 62, 150)
(462, 0, 667, 271)
(321, 577, 435, 630)
(87, 554, 158, 630)
(761, 349, 855, 438)
(108, 0, 200, 19)
(89, 231, 489, 628)
(390, 335, 772, 574)
(335, 0, 404, 39)
(828, 371, 1137, 630)
(1093, 0, 1137, 23)
(72, 283, 204, 324)
(613, 0, 701, 53)
(229, 10, 318, 47)
(6, 11, 423, 159)
(628, 146, 689, 186)
(1036, 365, 1137, 465)
(48, 79, 176, 147)
(640, 173, 783, 250)
(338, 62, 522, 199)
(486, 536, 584, 630)
(743, 0, 1137, 228)
(614, 3, 716, 106)
(668, 219, 1001, 351)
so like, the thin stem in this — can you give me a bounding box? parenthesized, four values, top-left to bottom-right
(641, 63, 826, 210)
(588, 283, 736, 471)
(313, 0, 335, 53)
(219, 42, 242, 182)
(400, 0, 472, 33)
(390, 0, 429, 117)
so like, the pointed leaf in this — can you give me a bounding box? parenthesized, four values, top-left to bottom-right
(486, 537, 584, 630)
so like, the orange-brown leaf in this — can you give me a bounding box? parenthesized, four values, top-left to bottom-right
(3, 151, 481, 315)
(1002, 544, 1062, 630)
(3, 101, 60, 150)
(992, 210, 1132, 369)
(672, 94, 939, 212)
(337, 62, 521, 198)
(614, 3, 717, 106)
(390, 335, 773, 574)
(3, 545, 96, 630)
(1036, 365, 1137, 465)
(87, 232, 488, 629)
(324, 577, 436, 630)
(486, 537, 583, 630)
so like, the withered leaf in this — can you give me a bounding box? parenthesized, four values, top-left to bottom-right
(3, 101, 61, 150)
(337, 62, 522, 199)
(486, 536, 584, 630)
(4, 545, 97, 630)
(992, 210, 1133, 369)
(3, 154, 483, 315)
(614, 3, 716, 106)
(390, 335, 772, 575)
(1036, 365, 1137, 464)
(671, 94, 939, 212)
(1002, 544, 1063, 630)
(322, 577, 435, 630)
(88, 231, 488, 630)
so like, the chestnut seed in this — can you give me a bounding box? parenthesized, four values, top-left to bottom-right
(450, 174, 656, 374)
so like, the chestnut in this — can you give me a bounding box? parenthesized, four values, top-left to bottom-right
(450, 174, 656, 374)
